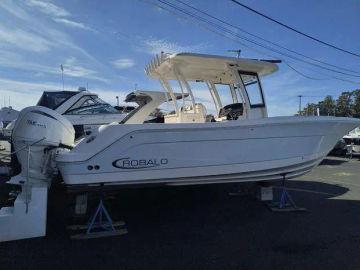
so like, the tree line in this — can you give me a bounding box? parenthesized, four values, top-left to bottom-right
(300, 89, 360, 117)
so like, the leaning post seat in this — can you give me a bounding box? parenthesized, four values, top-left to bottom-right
(164, 103, 207, 123)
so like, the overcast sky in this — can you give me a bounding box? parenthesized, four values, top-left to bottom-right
(0, 0, 359, 116)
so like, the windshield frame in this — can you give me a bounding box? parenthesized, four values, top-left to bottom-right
(64, 95, 118, 115)
(238, 70, 265, 108)
(36, 91, 78, 110)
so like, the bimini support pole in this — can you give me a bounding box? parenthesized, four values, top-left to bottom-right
(176, 68, 196, 106)
(207, 82, 223, 115)
(268, 173, 307, 212)
(159, 76, 179, 115)
(173, 66, 186, 107)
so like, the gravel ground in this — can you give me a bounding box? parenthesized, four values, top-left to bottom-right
(0, 156, 359, 270)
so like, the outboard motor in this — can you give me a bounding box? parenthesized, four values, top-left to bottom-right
(0, 106, 74, 242)
(9, 106, 75, 186)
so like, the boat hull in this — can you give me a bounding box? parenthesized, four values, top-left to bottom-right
(56, 116, 360, 186)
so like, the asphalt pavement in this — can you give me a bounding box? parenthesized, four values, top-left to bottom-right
(0, 156, 359, 270)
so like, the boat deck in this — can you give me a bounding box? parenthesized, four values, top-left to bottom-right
(0, 156, 359, 270)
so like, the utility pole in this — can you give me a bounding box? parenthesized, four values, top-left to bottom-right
(298, 95, 302, 115)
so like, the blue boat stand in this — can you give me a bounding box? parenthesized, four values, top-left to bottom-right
(70, 193, 128, 239)
(268, 174, 307, 212)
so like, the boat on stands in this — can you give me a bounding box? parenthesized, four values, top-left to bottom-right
(1, 52, 359, 242)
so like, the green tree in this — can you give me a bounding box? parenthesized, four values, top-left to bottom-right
(303, 103, 318, 116)
(296, 90, 360, 118)
(319, 95, 336, 116)
(336, 91, 352, 117)
(351, 89, 360, 117)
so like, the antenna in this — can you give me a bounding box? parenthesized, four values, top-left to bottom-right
(227, 49, 241, 58)
(116, 96, 119, 107)
(60, 64, 64, 91)
(134, 83, 138, 91)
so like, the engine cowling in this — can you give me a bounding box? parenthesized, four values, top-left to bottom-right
(10, 106, 75, 185)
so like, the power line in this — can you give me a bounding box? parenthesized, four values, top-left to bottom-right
(142, 0, 255, 49)
(174, 0, 360, 76)
(153, 0, 360, 82)
(284, 58, 360, 84)
(283, 61, 327, 80)
(153, 0, 360, 84)
(302, 95, 334, 98)
(228, 0, 360, 58)
(140, 0, 359, 84)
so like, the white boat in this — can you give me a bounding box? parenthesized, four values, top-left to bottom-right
(3, 88, 136, 140)
(36, 87, 130, 137)
(343, 127, 360, 154)
(55, 53, 359, 186)
(1, 52, 359, 242)
(0, 106, 19, 139)
(0, 88, 129, 165)
(0, 107, 19, 154)
(0, 106, 19, 127)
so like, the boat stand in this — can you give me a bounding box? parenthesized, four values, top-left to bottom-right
(268, 174, 307, 212)
(70, 198, 127, 239)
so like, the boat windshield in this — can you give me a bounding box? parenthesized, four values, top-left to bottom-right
(65, 104, 119, 115)
(37, 91, 77, 110)
(63, 95, 119, 115)
(238, 72, 265, 108)
(67, 95, 107, 111)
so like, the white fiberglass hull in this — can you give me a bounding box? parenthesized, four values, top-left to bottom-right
(56, 116, 360, 186)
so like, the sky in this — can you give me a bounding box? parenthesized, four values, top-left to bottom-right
(0, 0, 359, 116)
